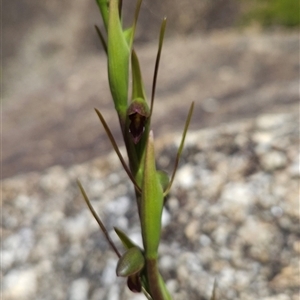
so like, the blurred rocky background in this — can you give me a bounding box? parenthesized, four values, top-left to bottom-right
(2, 0, 299, 299)
(3, 113, 299, 300)
(2, 0, 299, 178)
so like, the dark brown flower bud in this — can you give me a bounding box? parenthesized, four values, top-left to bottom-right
(127, 98, 150, 144)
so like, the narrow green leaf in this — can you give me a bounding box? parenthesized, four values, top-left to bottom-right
(121, 0, 143, 50)
(140, 272, 153, 299)
(150, 17, 167, 118)
(95, 25, 107, 54)
(164, 101, 194, 196)
(96, 0, 109, 31)
(158, 272, 172, 300)
(140, 275, 153, 300)
(94, 108, 141, 194)
(129, 0, 143, 49)
(118, 0, 123, 19)
(210, 279, 217, 300)
(77, 179, 121, 258)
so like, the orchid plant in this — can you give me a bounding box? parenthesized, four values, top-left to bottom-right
(77, 0, 216, 299)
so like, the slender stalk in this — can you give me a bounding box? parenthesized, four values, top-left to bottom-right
(146, 259, 171, 300)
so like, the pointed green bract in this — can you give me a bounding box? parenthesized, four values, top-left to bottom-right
(122, 0, 142, 49)
(116, 247, 145, 277)
(107, 0, 130, 119)
(132, 50, 147, 101)
(141, 131, 164, 259)
(156, 170, 170, 192)
(96, 0, 109, 31)
(114, 227, 140, 250)
(123, 27, 134, 46)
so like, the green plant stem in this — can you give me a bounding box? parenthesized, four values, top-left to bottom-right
(146, 258, 171, 300)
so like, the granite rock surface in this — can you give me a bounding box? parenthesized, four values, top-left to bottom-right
(2, 112, 299, 300)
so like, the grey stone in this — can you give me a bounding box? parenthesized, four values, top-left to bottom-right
(2, 112, 298, 299)
(260, 150, 287, 171)
(3, 268, 38, 300)
(68, 278, 90, 300)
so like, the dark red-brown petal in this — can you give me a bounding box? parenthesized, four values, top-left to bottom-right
(129, 113, 146, 144)
(127, 274, 142, 293)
